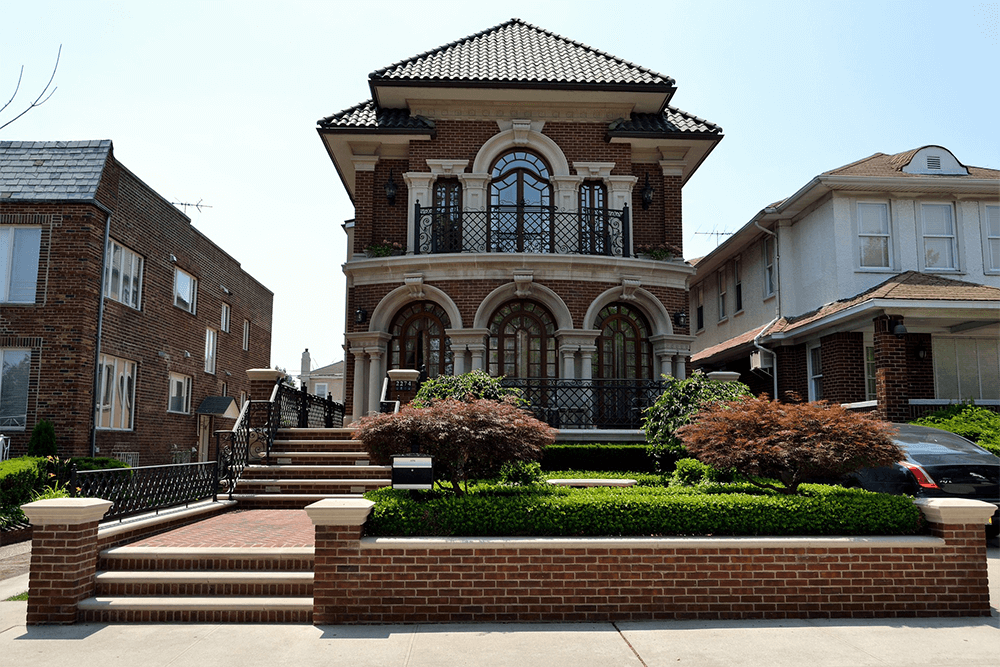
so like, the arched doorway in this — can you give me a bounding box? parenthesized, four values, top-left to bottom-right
(389, 301, 453, 378)
(487, 299, 557, 379)
(593, 303, 654, 379)
(489, 150, 552, 253)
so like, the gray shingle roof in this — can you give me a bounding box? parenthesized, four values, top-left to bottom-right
(609, 106, 723, 136)
(0, 140, 111, 200)
(317, 100, 435, 131)
(371, 18, 674, 88)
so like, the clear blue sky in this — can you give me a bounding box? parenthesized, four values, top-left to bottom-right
(2, 0, 997, 377)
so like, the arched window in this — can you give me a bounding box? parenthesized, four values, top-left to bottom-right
(488, 300, 557, 378)
(389, 301, 453, 378)
(593, 303, 653, 379)
(489, 150, 552, 253)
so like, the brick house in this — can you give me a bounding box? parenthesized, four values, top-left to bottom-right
(688, 146, 1000, 421)
(0, 140, 273, 464)
(316, 19, 722, 429)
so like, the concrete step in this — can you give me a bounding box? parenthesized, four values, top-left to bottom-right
(240, 465, 390, 480)
(77, 596, 313, 623)
(99, 546, 315, 572)
(232, 479, 390, 496)
(94, 570, 313, 596)
(267, 451, 372, 465)
(229, 493, 373, 509)
(275, 427, 358, 442)
(270, 439, 367, 453)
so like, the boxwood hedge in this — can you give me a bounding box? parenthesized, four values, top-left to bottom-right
(363, 483, 922, 538)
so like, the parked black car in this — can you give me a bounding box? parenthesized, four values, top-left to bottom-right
(845, 424, 1000, 537)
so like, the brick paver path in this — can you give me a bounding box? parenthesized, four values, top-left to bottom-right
(128, 510, 315, 548)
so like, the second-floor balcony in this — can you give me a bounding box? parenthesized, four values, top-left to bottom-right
(415, 203, 631, 257)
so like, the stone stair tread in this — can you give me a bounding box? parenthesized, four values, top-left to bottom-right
(95, 571, 313, 584)
(245, 465, 389, 471)
(79, 596, 313, 611)
(102, 546, 315, 558)
(236, 478, 389, 484)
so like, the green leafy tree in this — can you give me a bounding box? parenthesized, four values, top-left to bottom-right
(642, 371, 752, 471)
(26, 418, 57, 457)
(677, 398, 902, 495)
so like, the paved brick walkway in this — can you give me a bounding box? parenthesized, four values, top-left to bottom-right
(128, 510, 315, 548)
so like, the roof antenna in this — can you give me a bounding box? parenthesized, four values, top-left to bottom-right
(170, 198, 213, 215)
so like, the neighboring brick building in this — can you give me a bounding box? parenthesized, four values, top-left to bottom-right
(316, 19, 722, 428)
(0, 140, 273, 464)
(689, 146, 1000, 421)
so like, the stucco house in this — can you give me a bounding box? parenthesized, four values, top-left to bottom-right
(689, 146, 1000, 421)
(317, 18, 723, 430)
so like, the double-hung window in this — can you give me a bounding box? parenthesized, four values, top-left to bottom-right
(695, 285, 704, 332)
(243, 320, 250, 351)
(0, 349, 31, 429)
(762, 236, 776, 298)
(96, 354, 136, 430)
(168, 373, 192, 414)
(1, 226, 42, 303)
(921, 203, 958, 270)
(174, 267, 197, 313)
(205, 328, 217, 374)
(733, 258, 743, 313)
(858, 202, 891, 269)
(808, 345, 823, 401)
(105, 240, 143, 309)
(984, 205, 1000, 273)
(717, 268, 727, 321)
(221, 303, 231, 333)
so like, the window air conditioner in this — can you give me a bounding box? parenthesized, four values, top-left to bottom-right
(750, 350, 774, 371)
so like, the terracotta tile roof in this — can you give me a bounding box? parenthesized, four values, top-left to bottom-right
(771, 271, 1000, 334)
(317, 100, 435, 131)
(0, 140, 111, 200)
(370, 18, 674, 88)
(609, 106, 722, 136)
(691, 323, 771, 362)
(825, 149, 1000, 179)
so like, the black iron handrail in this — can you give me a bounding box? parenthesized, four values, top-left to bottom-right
(71, 461, 218, 522)
(275, 382, 346, 429)
(500, 378, 668, 429)
(415, 203, 630, 257)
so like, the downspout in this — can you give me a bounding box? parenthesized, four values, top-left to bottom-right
(89, 210, 112, 457)
(753, 215, 780, 400)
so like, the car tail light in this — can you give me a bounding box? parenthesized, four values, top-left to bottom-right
(901, 462, 940, 490)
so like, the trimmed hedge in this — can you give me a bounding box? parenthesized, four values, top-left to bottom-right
(1, 457, 46, 530)
(911, 404, 1000, 456)
(541, 444, 654, 472)
(363, 484, 922, 538)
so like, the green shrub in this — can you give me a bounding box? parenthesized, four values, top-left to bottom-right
(363, 484, 922, 537)
(540, 444, 654, 472)
(642, 371, 752, 470)
(70, 456, 131, 471)
(412, 370, 523, 407)
(911, 404, 1000, 455)
(669, 457, 733, 486)
(26, 419, 57, 457)
(356, 397, 556, 494)
(0, 457, 47, 530)
(498, 460, 545, 487)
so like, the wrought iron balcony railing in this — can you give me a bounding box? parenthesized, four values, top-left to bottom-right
(500, 378, 667, 430)
(415, 204, 630, 257)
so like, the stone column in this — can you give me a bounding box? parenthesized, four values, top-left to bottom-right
(404, 172, 434, 253)
(579, 345, 597, 380)
(306, 498, 374, 625)
(366, 348, 384, 416)
(470, 343, 487, 372)
(350, 348, 367, 421)
(21, 498, 113, 625)
(673, 355, 686, 379)
(561, 348, 577, 379)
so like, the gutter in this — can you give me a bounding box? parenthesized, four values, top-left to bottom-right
(753, 215, 781, 400)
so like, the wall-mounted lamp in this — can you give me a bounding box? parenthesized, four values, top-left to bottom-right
(183, 350, 191, 358)
(355, 307, 368, 325)
(221, 285, 232, 295)
(640, 174, 654, 210)
(890, 318, 907, 337)
(916, 344, 927, 360)
(169, 254, 177, 263)
(673, 311, 688, 328)
(385, 170, 397, 206)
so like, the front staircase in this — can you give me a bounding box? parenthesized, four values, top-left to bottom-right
(78, 426, 388, 622)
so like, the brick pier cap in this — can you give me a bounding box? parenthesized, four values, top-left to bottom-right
(21, 498, 113, 525)
(305, 498, 375, 526)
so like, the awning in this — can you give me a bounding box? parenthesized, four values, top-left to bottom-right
(195, 396, 240, 419)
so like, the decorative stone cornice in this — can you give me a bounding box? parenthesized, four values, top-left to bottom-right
(573, 162, 615, 178)
(426, 159, 469, 176)
(21, 498, 113, 526)
(513, 270, 534, 296)
(512, 119, 532, 146)
(351, 155, 379, 172)
(621, 277, 641, 300)
(404, 273, 425, 298)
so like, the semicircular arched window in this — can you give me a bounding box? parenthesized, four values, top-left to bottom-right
(389, 301, 453, 378)
(593, 303, 653, 380)
(489, 150, 552, 253)
(487, 299, 557, 379)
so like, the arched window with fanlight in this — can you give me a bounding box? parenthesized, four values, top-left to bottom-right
(489, 150, 553, 253)
(389, 302, 453, 378)
(593, 303, 653, 380)
(487, 300, 557, 379)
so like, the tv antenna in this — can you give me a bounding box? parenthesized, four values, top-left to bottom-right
(694, 229, 734, 247)
(171, 199, 212, 214)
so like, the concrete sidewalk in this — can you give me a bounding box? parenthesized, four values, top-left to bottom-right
(1, 539, 997, 666)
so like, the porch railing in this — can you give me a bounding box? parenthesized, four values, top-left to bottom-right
(415, 204, 630, 257)
(501, 378, 668, 429)
(275, 382, 346, 429)
(71, 461, 218, 522)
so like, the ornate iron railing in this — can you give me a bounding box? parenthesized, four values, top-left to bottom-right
(415, 204, 630, 257)
(71, 461, 218, 522)
(500, 378, 668, 429)
(215, 396, 274, 497)
(275, 382, 346, 429)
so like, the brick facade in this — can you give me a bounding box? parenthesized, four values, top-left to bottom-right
(1, 147, 272, 463)
(819, 332, 865, 404)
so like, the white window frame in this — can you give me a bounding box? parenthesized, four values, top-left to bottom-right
(0, 225, 42, 304)
(96, 354, 137, 431)
(0, 348, 31, 430)
(104, 239, 144, 309)
(167, 373, 192, 414)
(221, 381, 228, 397)
(205, 328, 217, 374)
(919, 202, 960, 272)
(242, 319, 250, 351)
(762, 236, 776, 298)
(221, 303, 231, 332)
(240, 391, 248, 407)
(982, 203, 1000, 274)
(865, 345, 877, 402)
(856, 201, 893, 270)
(695, 285, 704, 332)
(733, 257, 743, 313)
(314, 382, 328, 398)
(717, 268, 727, 322)
(933, 336, 999, 401)
(173, 267, 198, 313)
(807, 344, 823, 402)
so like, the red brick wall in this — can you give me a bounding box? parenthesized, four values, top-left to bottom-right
(1, 151, 272, 463)
(874, 316, 909, 422)
(820, 332, 865, 404)
(775, 344, 808, 402)
(26, 519, 102, 625)
(312, 523, 991, 623)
